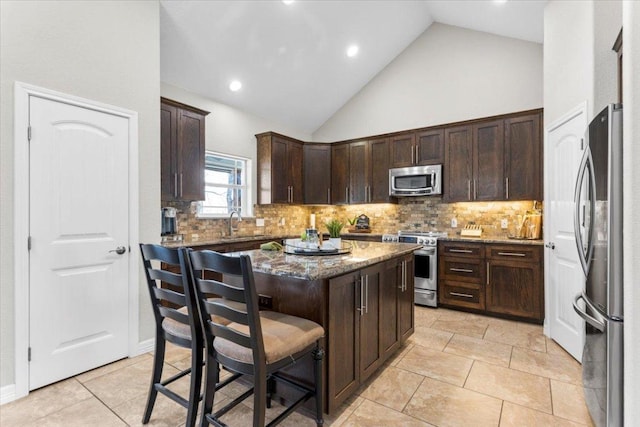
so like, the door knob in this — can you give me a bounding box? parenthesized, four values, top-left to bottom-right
(545, 242, 555, 250)
(109, 246, 127, 255)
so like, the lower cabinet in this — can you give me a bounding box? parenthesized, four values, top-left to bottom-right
(439, 241, 543, 322)
(327, 254, 413, 412)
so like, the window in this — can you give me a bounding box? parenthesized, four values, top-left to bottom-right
(197, 152, 251, 218)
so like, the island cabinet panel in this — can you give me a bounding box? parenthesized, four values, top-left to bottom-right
(397, 254, 415, 342)
(328, 272, 360, 410)
(331, 143, 350, 205)
(438, 241, 544, 322)
(303, 144, 332, 204)
(359, 264, 382, 382)
(161, 98, 209, 202)
(256, 132, 303, 204)
(380, 260, 400, 360)
(504, 113, 542, 200)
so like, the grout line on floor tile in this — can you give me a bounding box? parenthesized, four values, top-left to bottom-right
(399, 375, 427, 414)
(461, 359, 475, 388)
(497, 400, 505, 427)
(78, 373, 136, 426)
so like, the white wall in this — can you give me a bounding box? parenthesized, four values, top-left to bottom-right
(161, 83, 311, 211)
(622, 2, 640, 424)
(0, 1, 160, 390)
(594, 1, 622, 112)
(312, 23, 543, 142)
(543, 1, 595, 125)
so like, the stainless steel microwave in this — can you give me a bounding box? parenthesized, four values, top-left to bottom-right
(389, 164, 442, 197)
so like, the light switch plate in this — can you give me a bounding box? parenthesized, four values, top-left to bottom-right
(501, 219, 508, 229)
(256, 218, 265, 227)
(451, 218, 457, 228)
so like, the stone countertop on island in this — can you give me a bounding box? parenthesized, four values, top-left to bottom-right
(162, 234, 291, 249)
(440, 236, 544, 245)
(227, 240, 421, 281)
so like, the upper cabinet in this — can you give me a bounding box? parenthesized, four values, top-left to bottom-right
(504, 114, 542, 200)
(444, 111, 542, 202)
(161, 98, 209, 202)
(304, 144, 332, 204)
(334, 138, 393, 205)
(257, 132, 303, 204)
(390, 130, 444, 168)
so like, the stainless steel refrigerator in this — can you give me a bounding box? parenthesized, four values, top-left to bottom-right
(572, 104, 623, 427)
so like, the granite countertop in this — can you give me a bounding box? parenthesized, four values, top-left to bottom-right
(226, 241, 421, 281)
(440, 235, 544, 245)
(162, 234, 292, 248)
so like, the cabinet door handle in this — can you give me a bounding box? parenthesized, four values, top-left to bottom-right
(415, 145, 419, 164)
(368, 185, 372, 203)
(327, 188, 331, 204)
(473, 179, 477, 200)
(449, 249, 472, 254)
(173, 173, 177, 198)
(411, 146, 414, 164)
(497, 251, 526, 257)
(401, 261, 406, 291)
(345, 187, 349, 204)
(450, 267, 473, 273)
(364, 185, 368, 203)
(506, 177, 509, 199)
(358, 276, 364, 316)
(486, 262, 490, 285)
(450, 292, 474, 299)
(468, 180, 471, 200)
(365, 275, 369, 314)
(180, 173, 183, 197)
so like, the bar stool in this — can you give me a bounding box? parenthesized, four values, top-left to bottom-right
(139, 244, 204, 427)
(184, 248, 325, 427)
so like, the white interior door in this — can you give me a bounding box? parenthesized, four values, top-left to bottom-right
(545, 105, 587, 361)
(29, 95, 130, 390)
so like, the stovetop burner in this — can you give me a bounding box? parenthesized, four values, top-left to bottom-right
(382, 230, 448, 246)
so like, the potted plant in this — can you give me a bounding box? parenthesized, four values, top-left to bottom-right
(325, 219, 344, 249)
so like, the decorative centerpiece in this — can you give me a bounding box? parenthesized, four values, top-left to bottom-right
(325, 219, 344, 249)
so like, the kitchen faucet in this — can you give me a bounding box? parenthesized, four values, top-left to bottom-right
(228, 209, 242, 236)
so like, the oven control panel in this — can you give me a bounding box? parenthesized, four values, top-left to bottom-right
(381, 234, 399, 243)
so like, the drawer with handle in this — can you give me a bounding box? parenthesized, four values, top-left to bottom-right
(439, 241, 484, 258)
(439, 280, 485, 310)
(486, 244, 541, 263)
(439, 257, 484, 282)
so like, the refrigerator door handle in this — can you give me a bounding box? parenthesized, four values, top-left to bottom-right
(573, 292, 606, 331)
(573, 147, 596, 275)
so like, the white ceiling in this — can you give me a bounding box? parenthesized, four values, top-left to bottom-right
(160, 1, 545, 135)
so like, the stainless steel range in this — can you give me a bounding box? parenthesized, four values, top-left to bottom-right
(382, 231, 448, 307)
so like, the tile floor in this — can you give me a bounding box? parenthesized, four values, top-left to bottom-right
(0, 307, 593, 427)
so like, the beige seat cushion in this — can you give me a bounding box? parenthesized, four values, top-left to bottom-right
(162, 299, 245, 340)
(213, 311, 324, 365)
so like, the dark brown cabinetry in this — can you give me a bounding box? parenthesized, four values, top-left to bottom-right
(161, 98, 209, 201)
(330, 143, 350, 205)
(257, 132, 303, 204)
(486, 245, 543, 321)
(326, 255, 413, 412)
(444, 121, 504, 202)
(390, 130, 444, 167)
(333, 138, 392, 205)
(439, 241, 543, 322)
(504, 114, 542, 200)
(303, 144, 331, 204)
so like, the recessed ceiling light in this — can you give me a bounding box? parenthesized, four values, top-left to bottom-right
(229, 80, 242, 92)
(282, 0, 294, 5)
(346, 45, 359, 58)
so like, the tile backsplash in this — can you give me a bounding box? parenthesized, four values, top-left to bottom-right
(166, 198, 541, 242)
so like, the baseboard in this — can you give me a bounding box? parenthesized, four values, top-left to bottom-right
(135, 338, 155, 356)
(1, 384, 16, 405)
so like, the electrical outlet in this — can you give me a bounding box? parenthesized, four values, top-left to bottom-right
(256, 218, 265, 227)
(501, 219, 508, 229)
(451, 218, 457, 228)
(279, 217, 286, 226)
(258, 294, 273, 309)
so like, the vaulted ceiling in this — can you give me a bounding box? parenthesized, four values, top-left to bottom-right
(160, 1, 545, 134)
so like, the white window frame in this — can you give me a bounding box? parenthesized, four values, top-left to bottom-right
(197, 151, 252, 218)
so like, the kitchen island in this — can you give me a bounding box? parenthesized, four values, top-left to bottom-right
(227, 240, 420, 414)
